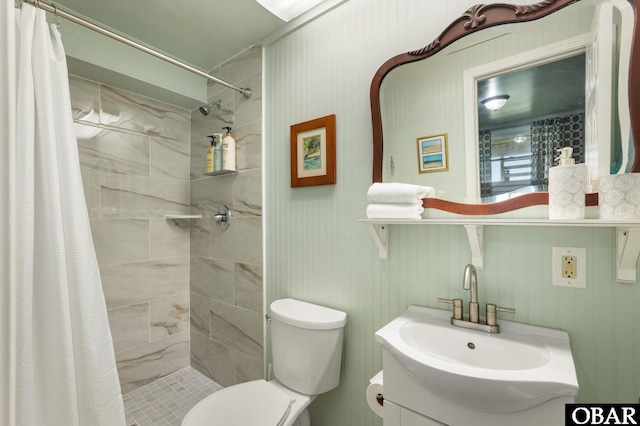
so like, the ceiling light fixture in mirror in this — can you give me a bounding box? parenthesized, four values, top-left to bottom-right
(481, 95, 510, 111)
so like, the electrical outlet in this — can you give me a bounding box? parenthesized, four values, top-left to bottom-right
(562, 256, 577, 278)
(552, 247, 586, 288)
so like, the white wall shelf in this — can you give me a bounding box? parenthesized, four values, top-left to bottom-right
(359, 218, 640, 283)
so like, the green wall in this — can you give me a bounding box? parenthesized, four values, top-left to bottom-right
(264, 0, 640, 425)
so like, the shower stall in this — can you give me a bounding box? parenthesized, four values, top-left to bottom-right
(3, 1, 265, 425)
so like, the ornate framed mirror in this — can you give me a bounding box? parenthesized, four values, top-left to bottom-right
(370, 0, 640, 215)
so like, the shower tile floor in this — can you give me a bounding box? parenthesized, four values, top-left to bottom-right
(123, 367, 223, 426)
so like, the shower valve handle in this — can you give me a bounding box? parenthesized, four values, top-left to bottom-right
(211, 206, 231, 231)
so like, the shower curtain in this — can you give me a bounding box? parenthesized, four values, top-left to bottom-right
(4, 3, 126, 425)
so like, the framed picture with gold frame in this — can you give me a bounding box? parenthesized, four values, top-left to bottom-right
(417, 132, 449, 174)
(290, 114, 336, 187)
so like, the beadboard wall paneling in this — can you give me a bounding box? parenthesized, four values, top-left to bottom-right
(264, 1, 640, 425)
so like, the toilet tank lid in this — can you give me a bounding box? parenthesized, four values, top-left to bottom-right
(270, 298, 347, 330)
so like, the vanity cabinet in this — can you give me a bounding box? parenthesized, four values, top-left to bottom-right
(383, 400, 445, 426)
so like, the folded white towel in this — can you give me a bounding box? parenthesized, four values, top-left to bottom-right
(367, 182, 435, 204)
(366, 203, 424, 219)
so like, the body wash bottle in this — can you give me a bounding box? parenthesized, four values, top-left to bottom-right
(221, 126, 236, 171)
(548, 147, 587, 220)
(206, 135, 217, 174)
(214, 133, 223, 172)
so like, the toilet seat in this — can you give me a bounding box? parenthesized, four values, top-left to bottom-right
(181, 379, 311, 426)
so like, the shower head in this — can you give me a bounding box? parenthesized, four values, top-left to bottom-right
(199, 99, 223, 116)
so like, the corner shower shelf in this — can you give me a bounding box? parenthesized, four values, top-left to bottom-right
(204, 170, 238, 177)
(359, 218, 640, 283)
(164, 214, 202, 219)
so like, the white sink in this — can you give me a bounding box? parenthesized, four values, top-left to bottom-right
(375, 305, 579, 413)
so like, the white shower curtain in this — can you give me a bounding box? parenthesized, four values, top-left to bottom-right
(4, 4, 126, 425)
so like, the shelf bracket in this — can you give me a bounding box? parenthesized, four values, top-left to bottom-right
(464, 225, 484, 269)
(366, 223, 388, 260)
(615, 227, 640, 283)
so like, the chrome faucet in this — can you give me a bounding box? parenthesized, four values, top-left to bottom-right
(463, 264, 479, 323)
(437, 264, 516, 333)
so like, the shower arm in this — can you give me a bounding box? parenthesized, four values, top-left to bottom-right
(21, 0, 252, 99)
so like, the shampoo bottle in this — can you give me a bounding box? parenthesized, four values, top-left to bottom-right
(221, 126, 236, 171)
(548, 147, 587, 220)
(206, 135, 217, 173)
(214, 133, 223, 172)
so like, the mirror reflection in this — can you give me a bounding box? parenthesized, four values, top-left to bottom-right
(476, 54, 586, 199)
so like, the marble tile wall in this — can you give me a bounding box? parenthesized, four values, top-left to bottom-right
(69, 75, 191, 394)
(189, 45, 264, 387)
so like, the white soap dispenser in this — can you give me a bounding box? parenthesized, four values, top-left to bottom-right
(548, 147, 587, 220)
(221, 126, 236, 171)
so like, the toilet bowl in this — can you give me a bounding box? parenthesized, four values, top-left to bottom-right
(181, 379, 313, 426)
(181, 298, 347, 426)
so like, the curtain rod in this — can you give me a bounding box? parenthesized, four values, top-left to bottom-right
(21, 0, 252, 99)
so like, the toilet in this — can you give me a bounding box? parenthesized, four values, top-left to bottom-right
(182, 298, 347, 426)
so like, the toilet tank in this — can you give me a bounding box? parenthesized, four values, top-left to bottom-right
(270, 298, 347, 396)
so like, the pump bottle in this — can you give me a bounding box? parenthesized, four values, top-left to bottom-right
(221, 126, 236, 171)
(548, 147, 587, 220)
(206, 135, 217, 173)
(214, 133, 223, 172)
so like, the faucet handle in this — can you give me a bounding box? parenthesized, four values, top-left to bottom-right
(437, 298, 463, 320)
(485, 303, 516, 326)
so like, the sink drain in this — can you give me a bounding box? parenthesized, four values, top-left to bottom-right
(467, 342, 476, 349)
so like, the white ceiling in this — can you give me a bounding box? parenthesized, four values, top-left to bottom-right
(52, 0, 287, 72)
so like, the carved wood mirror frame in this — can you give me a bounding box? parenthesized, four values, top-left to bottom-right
(370, 0, 640, 215)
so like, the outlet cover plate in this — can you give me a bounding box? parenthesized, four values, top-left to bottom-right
(552, 247, 586, 288)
